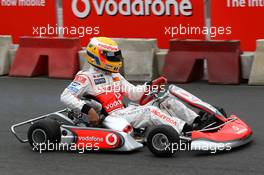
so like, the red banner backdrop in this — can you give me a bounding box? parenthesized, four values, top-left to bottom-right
(0, 0, 57, 43)
(63, 0, 205, 48)
(211, 0, 264, 51)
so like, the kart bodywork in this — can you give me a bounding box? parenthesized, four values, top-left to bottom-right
(11, 109, 143, 152)
(11, 85, 252, 156)
(167, 85, 252, 151)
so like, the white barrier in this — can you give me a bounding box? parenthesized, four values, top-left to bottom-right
(154, 49, 168, 78)
(241, 52, 254, 80)
(249, 40, 264, 85)
(0, 35, 13, 75)
(78, 50, 91, 70)
(8, 44, 18, 69)
(113, 38, 158, 81)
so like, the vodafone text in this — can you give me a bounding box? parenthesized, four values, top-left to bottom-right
(72, 0, 193, 18)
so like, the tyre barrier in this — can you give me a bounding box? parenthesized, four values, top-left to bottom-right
(0, 35, 13, 75)
(249, 39, 264, 85)
(163, 40, 241, 84)
(9, 37, 81, 79)
(113, 38, 158, 82)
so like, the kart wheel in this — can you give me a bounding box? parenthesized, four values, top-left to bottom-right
(147, 125, 179, 157)
(28, 119, 61, 152)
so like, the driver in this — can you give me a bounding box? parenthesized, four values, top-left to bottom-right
(61, 37, 199, 134)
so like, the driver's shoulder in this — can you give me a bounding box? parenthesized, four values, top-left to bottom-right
(76, 68, 97, 78)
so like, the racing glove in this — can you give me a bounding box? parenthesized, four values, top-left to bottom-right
(81, 105, 100, 126)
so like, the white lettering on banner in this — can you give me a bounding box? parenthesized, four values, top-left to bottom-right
(72, 0, 193, 18)
(1, 0, 46, 6)
(227, 0, 264, 7)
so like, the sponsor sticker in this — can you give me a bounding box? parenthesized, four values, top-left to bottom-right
(74, 75, 87, 84)
(112, 76, 120, 82)
(151, 109, 177, 125)
(105, 133, 118, 146)
(67, 82, 81, 93)
(94, 78, 106, 85)
(78, 136, 104, 142)
(93, 74, 104, 79)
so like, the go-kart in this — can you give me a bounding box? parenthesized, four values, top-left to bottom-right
(11, 82, 252, 157)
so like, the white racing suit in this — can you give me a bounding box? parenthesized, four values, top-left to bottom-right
(61, 65, 198, 133)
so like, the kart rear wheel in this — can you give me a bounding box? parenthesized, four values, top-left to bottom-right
(28, 119, 61, 152)
(147, 125, 179, 157)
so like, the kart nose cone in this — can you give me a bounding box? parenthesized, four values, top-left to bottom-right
(192, 115, 252, 142)
(191, 115, 252, 151)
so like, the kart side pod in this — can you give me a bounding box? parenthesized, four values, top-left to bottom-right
(10, 109, 143, 153)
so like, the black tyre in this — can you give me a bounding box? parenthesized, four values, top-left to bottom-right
(147, 125, 180, 157)
(27, 119, 61, 152)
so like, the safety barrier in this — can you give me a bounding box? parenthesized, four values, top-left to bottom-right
(154, 49, 168, 78)
(241, 52, 254, 80)
(78, 49, 91, 70)
(163, 40, 241, 84)
(249, 40, 264, 85)
(113, 38, 158, 81)
(9, 37, 81, 79)
(0, 35, 13, 75)
(8, 44, 19, 68)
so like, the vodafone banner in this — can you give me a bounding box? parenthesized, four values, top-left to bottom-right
(63, 0, 205, 48)
(211, 0, 264, 51)
(0, 0, 57, 43)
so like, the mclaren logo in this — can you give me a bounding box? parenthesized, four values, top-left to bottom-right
(72, 0, 193, 18)
(105, 133, 118, 146)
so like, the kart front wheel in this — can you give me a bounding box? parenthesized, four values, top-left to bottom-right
(147, 125, 180, 157)
(27, 119, 61, 152)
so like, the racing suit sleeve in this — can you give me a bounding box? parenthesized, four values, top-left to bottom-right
(60, 72, 101, 113)
(119, 74, 147, 102)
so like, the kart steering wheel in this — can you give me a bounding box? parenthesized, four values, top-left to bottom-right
(139, 77, 167, 106)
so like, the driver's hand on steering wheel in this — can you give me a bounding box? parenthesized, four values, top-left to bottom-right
(88, 108, 101, 126)
(81, 104, 101, 126)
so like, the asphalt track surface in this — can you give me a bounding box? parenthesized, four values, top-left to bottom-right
(0, 76, 263, 175)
